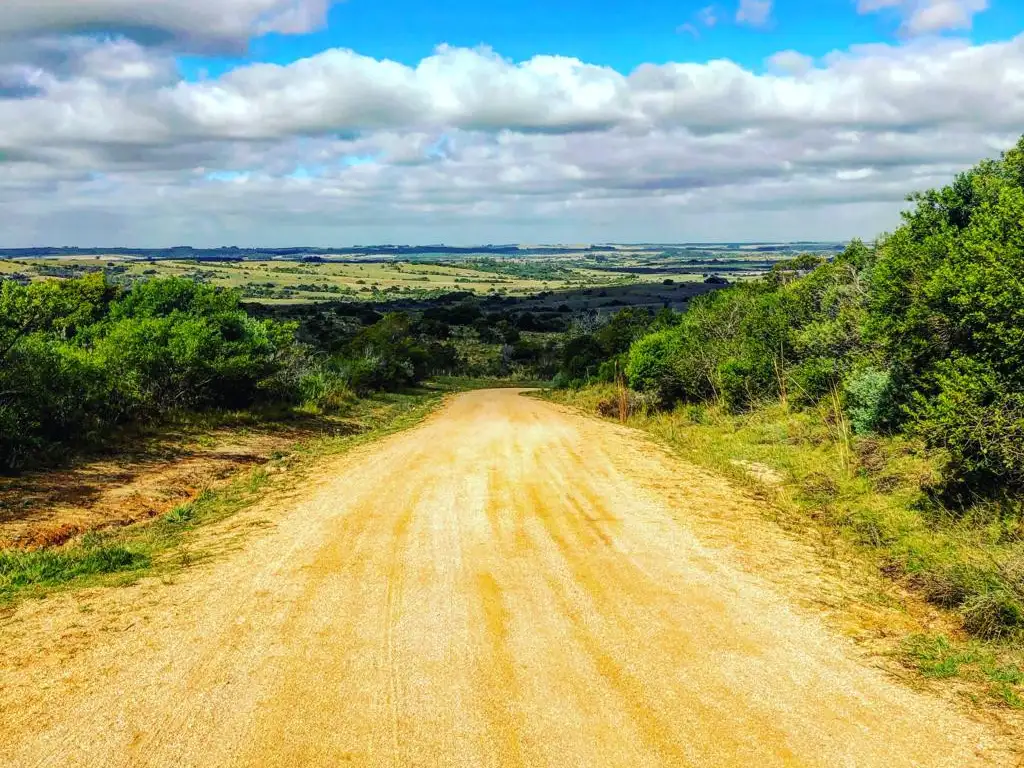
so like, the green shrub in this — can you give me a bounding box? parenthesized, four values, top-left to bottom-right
(844, 367, 895, 435)
(560, 334, 606, 386)
(913, 358, 1024, 498)
(962, 590, 1024, 640)
(298, 370, 356, 414)
(0, 276, 302, 469)
(625, 329, 685, 406)
(867, 137, 1024, 495)
(615, 136, 1024, 498)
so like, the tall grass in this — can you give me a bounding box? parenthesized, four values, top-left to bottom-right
(547, 385, 1024, 704)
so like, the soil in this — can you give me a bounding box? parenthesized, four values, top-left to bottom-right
(0, 390, 1018, 766)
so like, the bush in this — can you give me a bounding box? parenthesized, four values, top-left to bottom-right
(297, 370, 356, 415)
(914, 358, 1024, 498)
(962, 590, 1024, 640)
(0, 276, 302, 470)
(615, 138, 1024, 497)
(844, 367, 896, 435)
(625, 329, 685, 406)
(596, 389, 655, 420)
(559, 334, 606, 385)
(335, 312, 461, 394)
(867, 136, 1024, 495)
(625, 282, 798, 409)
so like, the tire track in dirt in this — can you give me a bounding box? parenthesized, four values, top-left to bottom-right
(0, 389, 1015, 767)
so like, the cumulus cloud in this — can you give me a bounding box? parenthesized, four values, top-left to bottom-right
(0, 0, 335, 51)
(0, 30, 1021, 244)
(9, 37, 1024, 148)
(857, 0, 989, 35)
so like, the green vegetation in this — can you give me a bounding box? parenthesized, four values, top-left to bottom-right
(903, 634, 1024, 708)
(5, 133, 1022, 711)
(613, 137, 1024, 502)
(0, 257, 631, 303)
(555, 307, 673, 387)
(0, 270, 567, 601)
(553, 137, 1024, 651)
(0, 542, 150, 598)
(0, 276, 472, 470)
(0, 276, 291, 468)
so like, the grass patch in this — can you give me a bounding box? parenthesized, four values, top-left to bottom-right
(902, 634, 1024, 708)
(902, 634, 985, 678)
(0, 543, 150, 601)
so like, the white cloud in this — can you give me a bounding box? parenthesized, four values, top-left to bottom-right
(10, 36, 1019, 146)
(736, 0, 772, 27)
(0, 31, 1021, 244)
(765, 50, 815, 75)
(856, 0, 989, 35)
(0, 0, 335, 51)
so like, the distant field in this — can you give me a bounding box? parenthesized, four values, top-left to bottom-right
(0, 243, 829, 305)
(0, 257, 706, 304)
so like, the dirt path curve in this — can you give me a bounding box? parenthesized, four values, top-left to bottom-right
(0, 389, 1012, 767)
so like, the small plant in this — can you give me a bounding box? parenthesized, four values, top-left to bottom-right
(163, 503, 196, 525)
(828, 385, 852, 476)
(962, 590, 1024, 641)
(615, 363, 629, 425)
(901, 634, 980, 679)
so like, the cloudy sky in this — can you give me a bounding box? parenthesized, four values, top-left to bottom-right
(0, 0, 1021, 246)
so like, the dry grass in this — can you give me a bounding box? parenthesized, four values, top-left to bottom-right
(0, 388, 451, 606)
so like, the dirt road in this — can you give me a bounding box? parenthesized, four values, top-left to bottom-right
(0, 390, 1011, 766)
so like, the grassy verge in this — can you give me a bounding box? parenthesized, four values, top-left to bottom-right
(432, 375, 552, 390)
(0, 387, 450, 607)
(546, 384, 1024, 710)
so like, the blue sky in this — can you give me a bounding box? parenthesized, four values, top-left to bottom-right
(0, 0, 1022, 246)
(179, 0, 1022, 78)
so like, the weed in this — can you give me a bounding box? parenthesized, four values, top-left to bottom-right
(0, 543, 149, 601)
(962, 591, 1024, 640)
(247, 468, 269, 493)
(800, 472, 840, 503)
(992, 683, 1024, 709)
(985, 664, 1024, 686)
(163, 503, 197, 526)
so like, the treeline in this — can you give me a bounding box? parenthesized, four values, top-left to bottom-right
(285, 295, 568, 384)
(0, 277, 465, 470)
(571, 136, 1024, 502)
(0, 274, 576, 470)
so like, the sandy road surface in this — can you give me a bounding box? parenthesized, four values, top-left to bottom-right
(0, 389, 1012, 767)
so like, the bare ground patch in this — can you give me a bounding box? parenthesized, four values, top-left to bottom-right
(0, 421, 343, 549)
